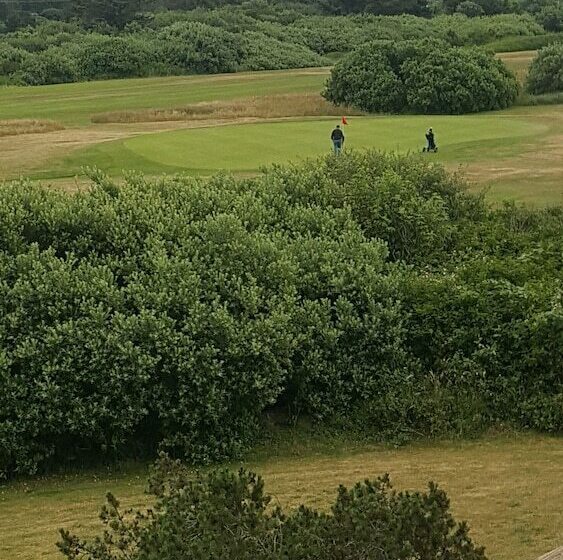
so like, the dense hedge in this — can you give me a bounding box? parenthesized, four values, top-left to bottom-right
(59, 457, 487, 560)
(484, 30, 563, 51)
(323, 39, 519, 114)
(526, 42, 563, 93)
(0, 153, 561, 477)
(0, 8, 546, 85)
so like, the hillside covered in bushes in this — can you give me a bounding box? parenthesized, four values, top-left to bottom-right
(0, 3, 553, 85)
(0, 153, 561, 477)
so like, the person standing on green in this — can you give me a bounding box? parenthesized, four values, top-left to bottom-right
(331, 124, 345, 155)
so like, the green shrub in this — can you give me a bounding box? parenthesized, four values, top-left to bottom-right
(0, 43, 29, 75)
(526, 42, 563, 93)
(0, 154, 560, 477)
(241, 31, 326, 70)
(537, 3, 563, 32)
(19, 46, 78, 85)
(58, 457, 487, 560)
(74, 35, 156, 80)
(484, 30, 563, 51)
(157, 21, 245, 73)
(323, 40, 519, 113)
(457, 1, 486, 16)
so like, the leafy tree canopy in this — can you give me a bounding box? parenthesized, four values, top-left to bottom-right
(323, 39, 519, 113)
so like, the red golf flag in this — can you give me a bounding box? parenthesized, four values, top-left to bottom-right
(342, 116, 348, 125)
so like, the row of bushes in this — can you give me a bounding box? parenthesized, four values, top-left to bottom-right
(1, 153, 561, 477)
(323, 40, 519, 114)
(0, 9, 547, 84)
(0, 23, 325, 85)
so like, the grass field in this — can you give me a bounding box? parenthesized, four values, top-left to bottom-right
(15, 105, 563, 206)
(0, 69, 329, 126)
(1, 51, 561, 205)
(55, 112, 547, 173)
(0, 52, 528, 126)
(1, 433, 562, 560)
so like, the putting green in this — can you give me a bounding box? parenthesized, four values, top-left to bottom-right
(35, 111, 549, 182)
(118, 114, 546, 174)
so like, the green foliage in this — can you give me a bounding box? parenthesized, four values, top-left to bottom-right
(58, 456, 487, 560)
(73, 35, 155, 80)
(19, 46, 79, 85)
(0, 42, 29, 76)
(241, 31, 326, 70)
(0, 153, 561, 477)
(323, 40, 519, 113)
(537, 3, 563, 31)
(526, 42, 563, 92)
(0, 7, 546, 85)
(484, 30, 563, 51)
(157, 21, 244, 73)
(457, 1, 486, 16)
(516, 89, 563, 104)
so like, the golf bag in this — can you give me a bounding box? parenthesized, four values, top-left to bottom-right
(423, 133, 438, 153)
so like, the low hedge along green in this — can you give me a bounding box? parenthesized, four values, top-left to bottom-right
(0, 153, 561, 476)
(323, 39, 519, 114)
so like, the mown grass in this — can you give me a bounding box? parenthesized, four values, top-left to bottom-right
(0, 51, 533, 128)
(43, 110, 545, 175)
(1, 433, 562, 560)
(0, 69, 329, 126)
(1, 55, 561, 206)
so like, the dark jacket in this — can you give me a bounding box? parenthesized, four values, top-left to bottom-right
(331, 128, 345, 142)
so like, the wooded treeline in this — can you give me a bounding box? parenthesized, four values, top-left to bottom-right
(1, 0, 561, 30)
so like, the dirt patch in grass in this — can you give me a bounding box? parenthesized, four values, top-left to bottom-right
(91, 94, 362, 124)
(0, 119, 64, 137)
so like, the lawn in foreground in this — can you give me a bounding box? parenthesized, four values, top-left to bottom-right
(1, 433, 562, 560)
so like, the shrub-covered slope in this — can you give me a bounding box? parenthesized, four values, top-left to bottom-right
(0, 153, 561, 476)
(0, 8, 545, 85)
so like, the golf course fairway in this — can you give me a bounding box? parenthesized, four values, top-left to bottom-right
(53, 113, 547, 178)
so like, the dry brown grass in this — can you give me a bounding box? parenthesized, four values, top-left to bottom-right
(91, 93, 363, 124)
(0, 119, 64, 137)
(497, 50, 536, 84)
(1, 434, 562, 560)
